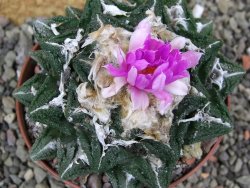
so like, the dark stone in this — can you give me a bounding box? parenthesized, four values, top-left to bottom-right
(3, 166, 9, 178)
(217, 176, 227, 185)
(9, 175, 22, 185)
(9, 166, 19, 175)
(4, 145, 16, 153)
(219, 165, 228, 175)
(12, 157, 21, 167)
(234, 159, 243, 172)
(236, 176, 250, 185)
(219, 151, 230, 162)
(241, 165, 250, 176)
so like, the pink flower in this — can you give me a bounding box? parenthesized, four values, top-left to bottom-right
(102, 18, 202, 114)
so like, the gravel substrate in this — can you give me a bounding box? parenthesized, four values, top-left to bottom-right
(1, 0, 250, 187)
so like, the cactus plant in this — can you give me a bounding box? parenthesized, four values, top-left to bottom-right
(14, 0, 244, 187)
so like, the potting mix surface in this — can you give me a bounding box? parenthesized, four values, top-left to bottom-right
(0, 0, 250, 188)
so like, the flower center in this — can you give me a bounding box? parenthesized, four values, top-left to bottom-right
(139, 66, 157, 75)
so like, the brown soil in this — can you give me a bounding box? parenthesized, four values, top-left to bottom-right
(0, 0, 86, 25)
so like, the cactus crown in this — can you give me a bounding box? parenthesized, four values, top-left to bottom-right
(14, 0, 244, 187)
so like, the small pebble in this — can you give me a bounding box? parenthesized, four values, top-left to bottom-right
(34, 167, 47, 184)
(35, 183, 49, 188)
(219, 165, 228, 175)
(192, 4, 204, 18)
(48, 177, 66, 188)
(2, 67, 16, 81)
(217, 0, 232, 14)
(234, 159, 243, 172)
(247, 47, 250, 55)
(4, 51, 16, 67)
(0, 16, 10, 27)
(229, 155, 237, 165)
(0, 85, 4, 94)
(5, 28, 20, 41)
(235, 12, 248, 29)
(4, 113, 16, 124)
(9, 166, 19, 175)
(218, 152, 229, 161)
(236, 175, 250, 185)
(24, 169, 34, 181)
(229, 17, 238, 32)
(16, 144, 28, 163)
(9, 175, 22, 185)
(6, 129, 16, 146)
(2, 96, 15, 109)
(4, 156, 13, 167)
(201, 173, 209, 179)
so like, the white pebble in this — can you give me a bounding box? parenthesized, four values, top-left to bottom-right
(4, 113, 16, 124)
(247, 47, 250, 55)
(192, 4, 204, 18)
(24, 169, 34, 181)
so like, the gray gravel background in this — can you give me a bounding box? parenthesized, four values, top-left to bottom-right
(0, 0, 249, 187)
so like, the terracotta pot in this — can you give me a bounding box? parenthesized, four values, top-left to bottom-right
(16, 44, 226, 188)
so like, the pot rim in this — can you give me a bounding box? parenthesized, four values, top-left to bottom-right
(16, 44, 224, 188)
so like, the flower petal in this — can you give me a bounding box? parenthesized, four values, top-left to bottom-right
(170, 36, 186, 49)
(152, 90, 172, 101)
(152, 91, 173, 115)
(170, 71, 189, 83)
(137, 18, 151, 30)
(101, 84, 116, 98)
(165, 79, 189, 96)
(172, 60, 189, 74)
(116, 48, 125, 65)
(126, 52, 136, 64)
(104, 64, 127, 77)
(135, 74, 150, 89)
(101, 77, 126, 98)
(158, 99, 171, 115)
(129, 19, 151, 51)
(144, 36, 164, 51)
(114, 77, 127, 91)
(135, 49, 144, 59)
(154, 63, 169, 76)
(129, 86, 149, 110)
(181, 51, 203, 68)
(127, 66, 138, 86)
(152, 72, 166, 91)
(133, 59, 149, 71)
(156, 44, 171, 60)
(143, 50, 155, 62)
(129, 30, 150, 52)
